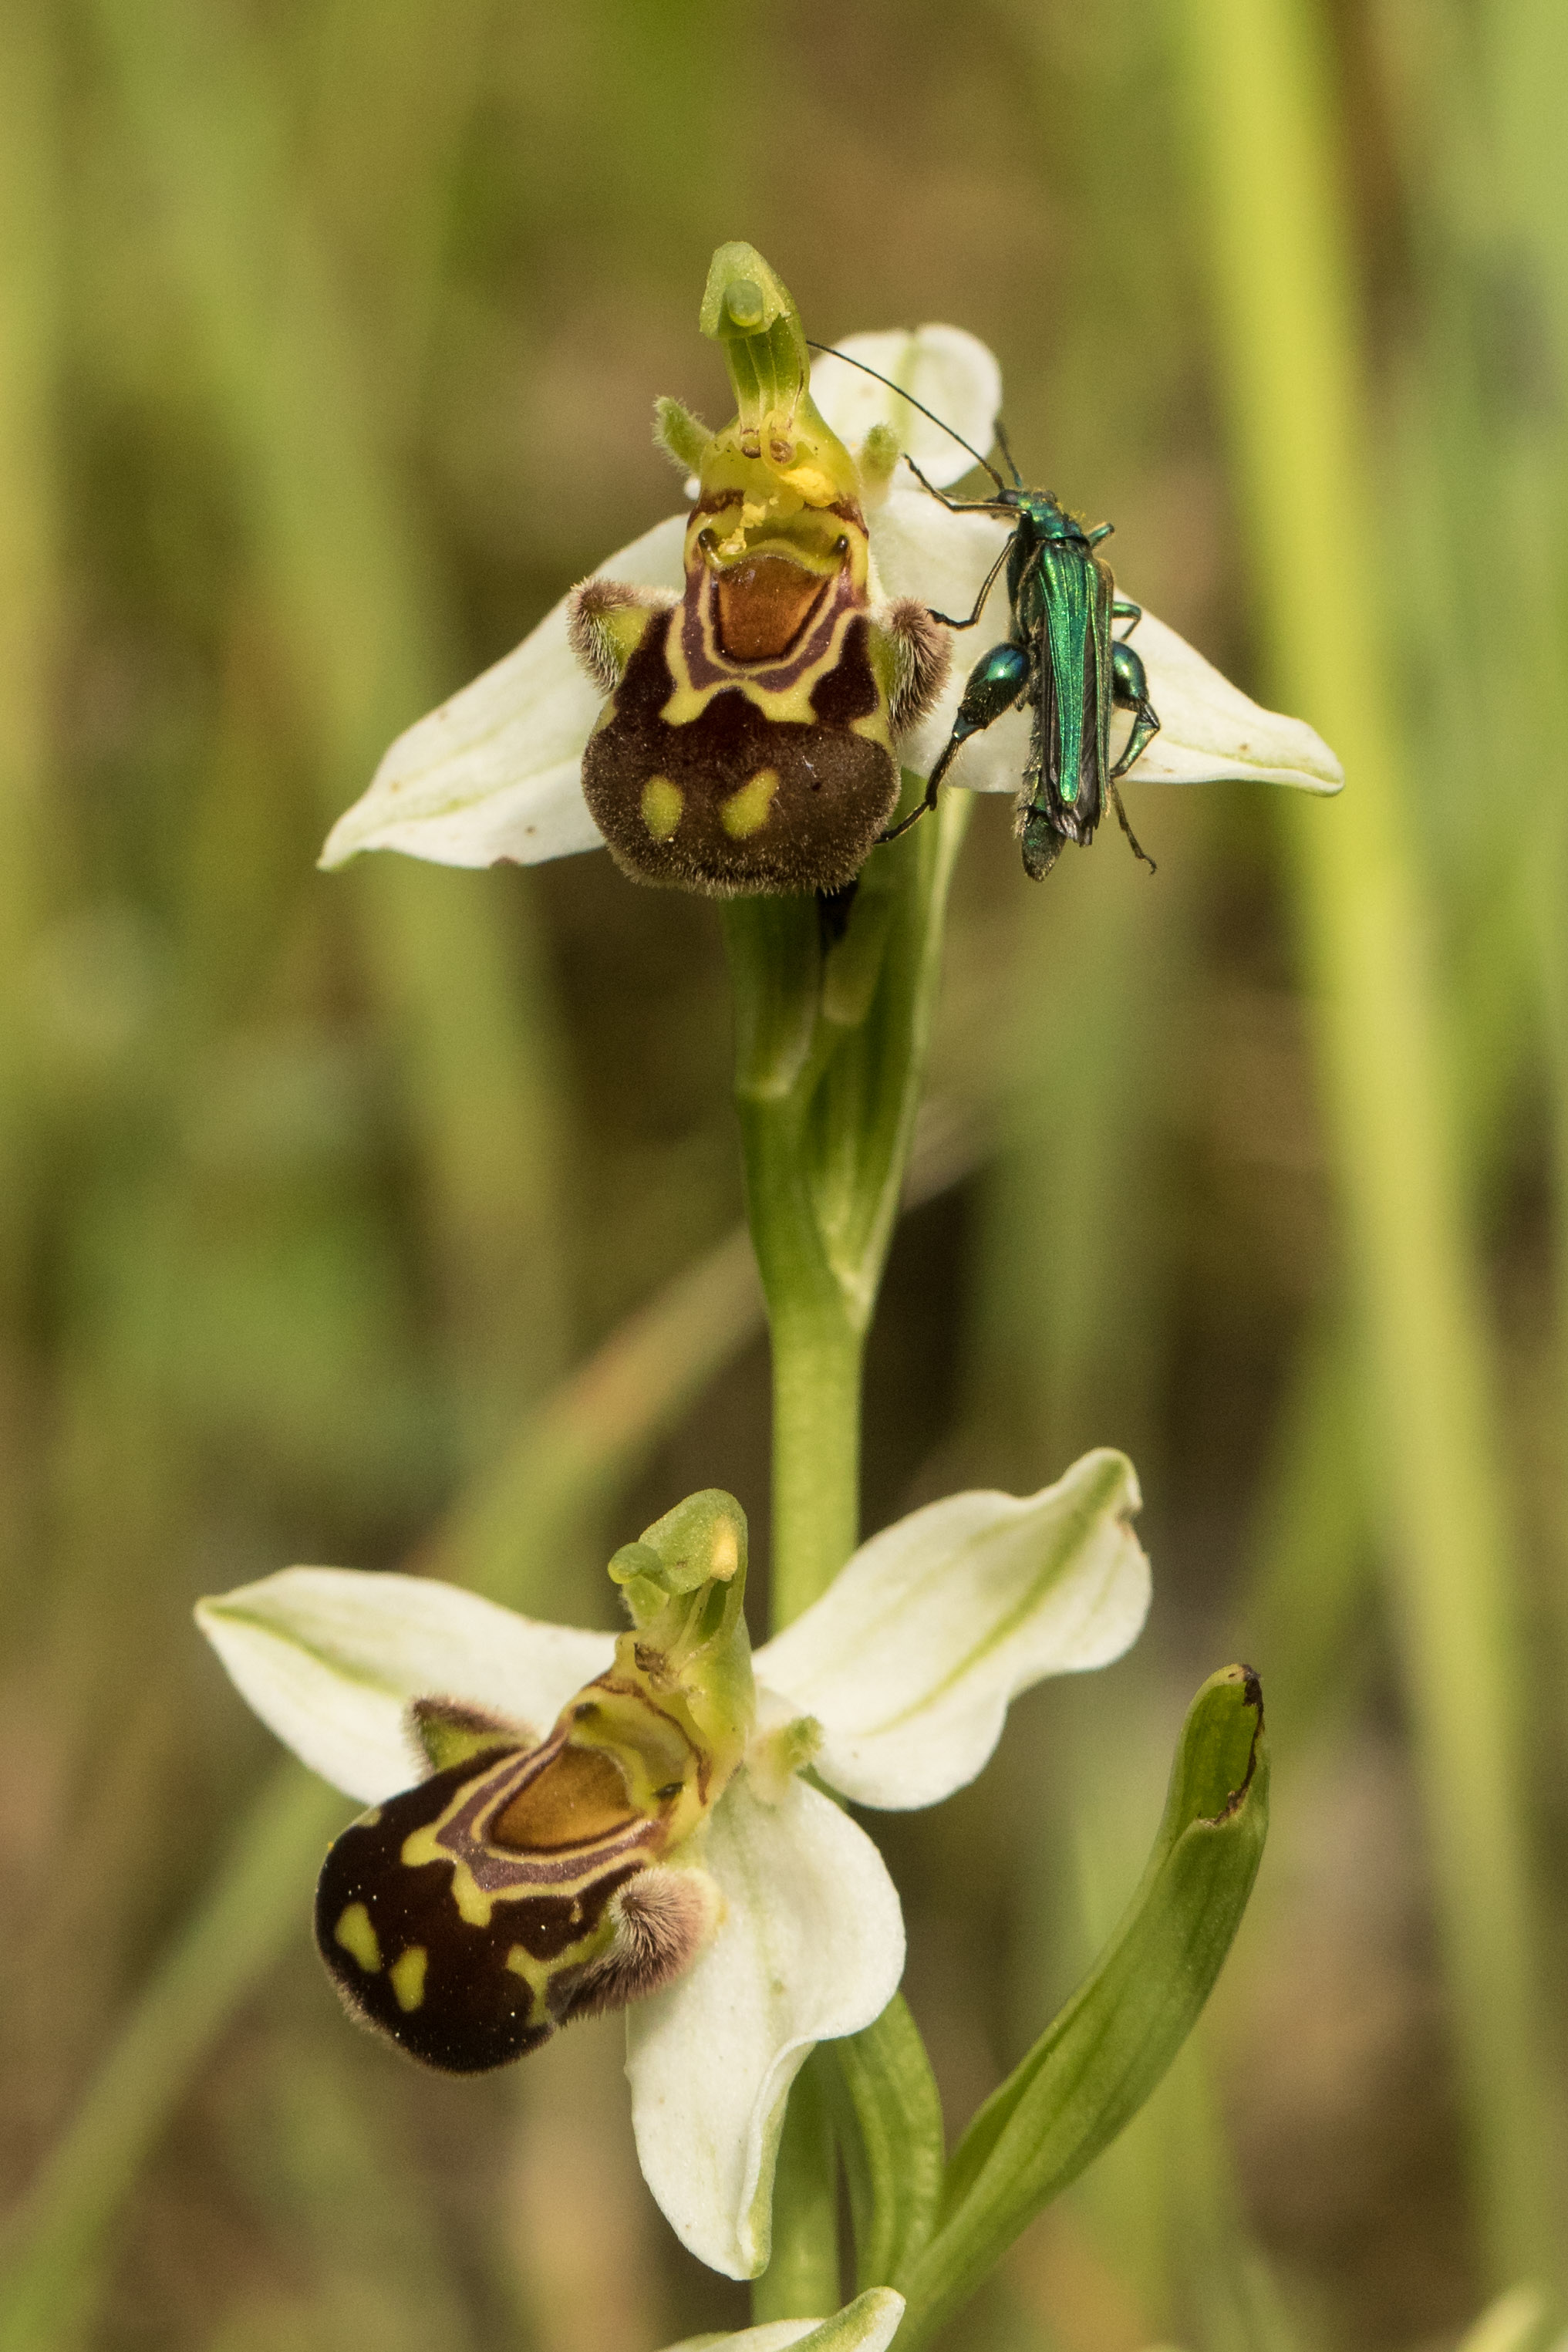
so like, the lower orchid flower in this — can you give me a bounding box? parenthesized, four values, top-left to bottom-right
(318, 249, 1340, 886)
(197, 1449, 1149, 2281)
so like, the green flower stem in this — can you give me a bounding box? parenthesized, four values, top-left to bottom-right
(723, 790, 969, 1633)
(723, 789, 969, 2320)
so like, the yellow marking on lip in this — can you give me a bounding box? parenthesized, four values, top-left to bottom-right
(335, 1902, 381, 1973)
(641, 777, 683, 842)
(402, 1820, 496, 1926)
(389, 1945, 428, 2012)
(505, 1942, 555, 2029)
(720, 769, 781, 839)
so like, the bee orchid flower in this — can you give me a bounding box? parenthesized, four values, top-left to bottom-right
(197, 1451, 1149, 2282)
(320, 264, 1340, 886)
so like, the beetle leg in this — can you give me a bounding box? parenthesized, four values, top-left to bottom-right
(925, 531, 1017, 633)
(1109, 637, 1161, 776)
(880, 637, 1034, 844)
(1112, 598, 1143, 634)
(901, 454, 1015, 516)
(1108, 778, 1156, 873)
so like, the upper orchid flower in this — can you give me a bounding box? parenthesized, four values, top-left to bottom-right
(319, 251, 1340, 886)
(197, 1449, 1149, 2282)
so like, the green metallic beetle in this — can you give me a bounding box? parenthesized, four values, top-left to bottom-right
(810, 344, 1162, 881)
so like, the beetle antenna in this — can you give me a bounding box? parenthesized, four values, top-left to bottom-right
(805, 340, 1008, 491)
(992, 417, 1025, 489)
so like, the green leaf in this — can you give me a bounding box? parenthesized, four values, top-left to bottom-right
(823, 1994, 945, 2292)
(895, 1666, 1269, 2352)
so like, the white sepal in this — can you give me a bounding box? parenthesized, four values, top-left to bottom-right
(658, 2290, 905, 2352)
(195, 1568, 614, 1802)
(1116, 610, 1342, 794)
(626, 1775, 905, 2280)
(755, 1451, 1150, 1811)
(811, 326, 1002, 492)
(319, 515, 686, 872)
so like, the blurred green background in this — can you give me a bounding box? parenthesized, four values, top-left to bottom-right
(1, 2, 1564, 2348)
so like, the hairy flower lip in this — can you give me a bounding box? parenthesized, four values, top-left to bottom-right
(197, 1449, 1150, 2281)
(321, 325, 1341, 877)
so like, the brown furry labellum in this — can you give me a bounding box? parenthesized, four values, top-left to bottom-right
(568, 548, 949, 897)
(315, 1698, 720, 2074)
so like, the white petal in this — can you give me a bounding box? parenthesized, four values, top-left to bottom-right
(658, 2291, 905, 2352)
(754, 1451, 1149, 1811)
(1118, 609, 1343, 794)
(319, 515, 688, 871)
(196, 1568, 615, 1802)
(811, 327, 1002, 491)
(627, 1775, 905, 2280)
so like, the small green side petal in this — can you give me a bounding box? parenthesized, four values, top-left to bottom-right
(655, 393, 713, 477)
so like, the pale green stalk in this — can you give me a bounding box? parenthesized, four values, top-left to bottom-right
(1173, 0, 1556, 2283)
(725, 792, 970, 1632)
(727, 790, 968, 2323)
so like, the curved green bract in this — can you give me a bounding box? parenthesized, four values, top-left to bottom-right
(892, 1665, 1269, 2352)
(823, 1994, 945, 2294)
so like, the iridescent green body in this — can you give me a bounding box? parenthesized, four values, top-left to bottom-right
(805, 343, 1162, 880)
(912, 477, 1160, 880)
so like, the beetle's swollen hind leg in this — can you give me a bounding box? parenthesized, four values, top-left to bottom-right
(880, 638, 1034, 845)
(1109, 636, 1161, 778)
(1108, 779, 1155, 874)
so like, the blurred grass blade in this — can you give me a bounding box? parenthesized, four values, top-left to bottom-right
(93, 0, 571, 1438)
(1172, 0, 1556, 2284)
(894, 1667, 1268, 2352)
(1457, 2288, 1556, 2352)
(0, 0, 64, 1516)
(0, 1220, 761, 2352)
(824, 1995, 945, 2296)
(431, 1230, 759, 1610)
(0, 1768, 348, 2352)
